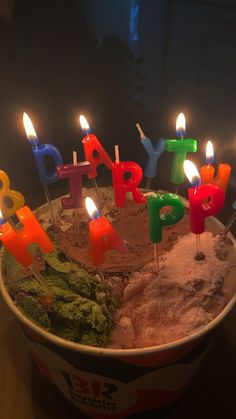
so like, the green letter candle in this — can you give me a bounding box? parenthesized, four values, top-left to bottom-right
(166, 113, 197, 184)
(148, 193, 184, 243)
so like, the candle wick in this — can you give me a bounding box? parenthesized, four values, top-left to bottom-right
(73, 150, 78, 165)
(136, 122, 146, 140)
(115, 145, 120, 163)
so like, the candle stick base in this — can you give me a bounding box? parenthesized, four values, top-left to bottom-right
(175, 184, 180, 195)
(29, 265, 53, 304)
(120, 208, 125, 222)
(154, 243, 159, 273)
(221, 210, 236, 236)
(43, 184, 54, 225)
(92, 178, 101, 204)
(74, 208, 80, 231)
(146, 178, 152, 192)
(98, 268, 104, 282)
(195, 234, 205, 261)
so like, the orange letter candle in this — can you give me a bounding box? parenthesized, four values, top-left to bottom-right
(85, 197, 127, 266)
(200, 140, 231, 193)
(0, 206, 53, 267)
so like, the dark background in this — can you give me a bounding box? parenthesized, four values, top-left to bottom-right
(0, 0, 236, 233)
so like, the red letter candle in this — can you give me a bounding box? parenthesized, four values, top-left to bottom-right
(184, 160, 225, 234)
(79, 115, 113, 179)
(57, 155, 91, 209)
(0, 206, 53, 267)
(112, 145, 146, 208)
(85, 197, 127, 266)
(200, 140, 231, 193)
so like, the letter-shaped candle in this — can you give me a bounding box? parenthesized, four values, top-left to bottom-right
(166, 113, 197, 185)
(200, 140, 231, 193)
(136, 123, 166, 178)
(148, 193, 184, 243)
(57, 153, 91, 209)
(184, 160, 225, 234)
(79, 115, 113, 179)
(0, 206, 53, 267)
(85, 197, 127, 266)
(112, 145, 146, 207)
(23, 113, 63, 184)
(0, 170, 25, 218)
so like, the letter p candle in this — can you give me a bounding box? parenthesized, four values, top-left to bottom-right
(184, 160, 225, 235)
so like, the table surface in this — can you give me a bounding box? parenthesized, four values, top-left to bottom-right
(1, 294, 236, 419)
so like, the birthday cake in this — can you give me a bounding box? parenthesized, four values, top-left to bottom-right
(1, 186, 235, 349)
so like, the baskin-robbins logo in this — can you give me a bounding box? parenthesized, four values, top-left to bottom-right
(29, 341, 138, 415)
(61, 369, 120, 412)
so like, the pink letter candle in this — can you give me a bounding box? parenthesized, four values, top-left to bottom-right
(57, 158, 91, 209)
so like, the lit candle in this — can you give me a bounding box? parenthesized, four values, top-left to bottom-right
(200, 140, 231, 193)
(85, 197, 127, 266)
(184, 160, 225, 235)
(136, 123, 166, 186)
(112, 145, 146, 208)
(0, 206, 53, 267)
(166, 113, 197, 185)
(23, 112, 63, 185)
(147, 192, 184, 243)
(57, 153, 91, 209)
(0, 170, 25, 218)
(79, 115, 113, 180)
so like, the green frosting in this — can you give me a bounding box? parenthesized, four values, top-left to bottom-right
(2, 247, 115, 347)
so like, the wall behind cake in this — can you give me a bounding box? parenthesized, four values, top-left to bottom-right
(0, 0, 235, 230)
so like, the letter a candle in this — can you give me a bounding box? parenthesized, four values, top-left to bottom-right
(184, 160, 225, 259)
(23, 112, 63, 223)
(147, 192, 184, 271)
(85, 197, 127, 271)
(79, 115, 113, 196)
(166, 113, 197, 190)
(200, 140, 231, 193)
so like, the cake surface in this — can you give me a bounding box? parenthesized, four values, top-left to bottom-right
(2, 187, 234, 348)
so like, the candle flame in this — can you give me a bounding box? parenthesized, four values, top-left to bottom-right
(206, 140, 214, 164)
(79, 115, 90, 132)
(176, 113, 186, 137)
(183, 160, 201, 187)
(23, 112, 37, 139)
(85, 197, 101, 220)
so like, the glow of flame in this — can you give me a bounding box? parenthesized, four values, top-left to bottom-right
(79, 115, 90, 132)
(176, 113, 186, 136)
(23, 112, 37, 139)
(206, 140, 214, 165)
(0, 208, 6, 225)
(183, 160, 201, 187)
(85, 197, 100, 220)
